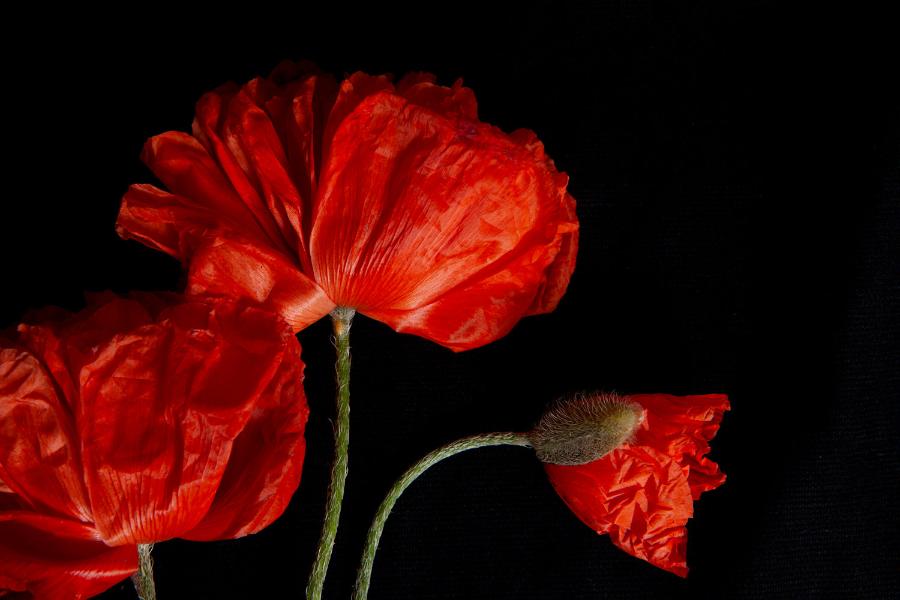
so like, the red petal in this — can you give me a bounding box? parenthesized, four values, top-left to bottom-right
(311, 93, 574, 346)
(118, 183, 254, 260)
(262, 73, 338, 251)
(70, 296, 301, 545)
(187, 234, 334, 332)
(191, 85, 301, 258)
(545, 445, 694, 577)
(322, 71, 393, 153)
(214, 85, 309, 259)
(0, 511, 136, 599)
(184, 334, 308, 540)
(630, 394, 729, 498)
(396, 73, 479, 120)
(0, 348, 91, 521)
(140, 132, 271, 243)
(367, 236, 569, 351)
(527, 190, 579, 314)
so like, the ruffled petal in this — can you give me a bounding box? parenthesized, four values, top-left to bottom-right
(631, 394, 729, 498)
(261, 72, 338, 252)
(139, 132, 272, 243)
(396, 73, 478, 120)
(0, 348, 91, 521)
(183, 334, 308, 540)
(191, 84, 301, 258)
(545, 445, 694, 577)
(311, 93, 572, 325)
(74, 297, 299, 545)
(321, 71, 393, 158)
(187, 234, 334, 332)
(0, 511, 136, 599)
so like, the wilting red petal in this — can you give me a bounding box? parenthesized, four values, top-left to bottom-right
(0, 512, 136, 599)
(546, 445, 694, 576)
(0, 349, 91, 521)
(630, 394, 729, 498)
(187, 234, 334, 331)
(184, 334, 308, 540)
(311, 92, 571, 315)
(543, 393, 728, 576)
(70, 298, 296, 545)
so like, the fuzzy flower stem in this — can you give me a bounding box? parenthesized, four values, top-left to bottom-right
(307, 307, 355, 600)
(352, 431, 532, 600)
(131, 544, 156, 600)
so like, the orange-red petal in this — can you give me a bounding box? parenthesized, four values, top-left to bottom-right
(544, 393, 728, 576)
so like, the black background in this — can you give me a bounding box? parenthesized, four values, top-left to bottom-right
(2, 2, 898, 598)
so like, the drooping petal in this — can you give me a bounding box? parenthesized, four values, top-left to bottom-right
(0, 349, 90, 521)
(74, 297, 298, 545)
(187, 234, 335, 331)
(0, 511, 136, 599)
(311, 93, 572, 327)
(184, 334, 308, 540)
(545, 445, 694, 577)
(630, 394, 729, 498)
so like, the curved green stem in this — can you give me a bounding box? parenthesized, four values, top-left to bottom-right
(131, 544, 156, 600)
(352, 431, 532, 600)
(306, 307, 355, 600)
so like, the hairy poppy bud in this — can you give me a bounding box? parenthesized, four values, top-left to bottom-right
(529, 392, 644, 465)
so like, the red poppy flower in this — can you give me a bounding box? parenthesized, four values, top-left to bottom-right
(541, 393, 729, 577)
(0, 293, 308, 598)
(117, 62, 578, 351)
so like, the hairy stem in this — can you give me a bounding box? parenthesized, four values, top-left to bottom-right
(352, 432, 532, 600)
(131, 544, 156, 600)
(306, 307, 355, 600)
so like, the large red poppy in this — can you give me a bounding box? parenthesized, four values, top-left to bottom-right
(543, 393, 729, 577)
(117, 62, 578, 351)
(0, 293, 308, 598)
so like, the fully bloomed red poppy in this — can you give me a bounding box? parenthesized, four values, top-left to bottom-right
(541, 393, 729, 577)
(117, 62, 578, 351)
(0, 293, 308, 598)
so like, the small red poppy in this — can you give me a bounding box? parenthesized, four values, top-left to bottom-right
(0, 293, 308, 598)
(542, 393, 729, 577)
(117, 62, 578, 351)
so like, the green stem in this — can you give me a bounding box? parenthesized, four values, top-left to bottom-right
(352, 431, 532, 600)
(306, 307, 355, 600)
(131, 544, 156, 600)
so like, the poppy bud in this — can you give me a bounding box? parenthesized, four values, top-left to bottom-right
(529, 392, 644, 465)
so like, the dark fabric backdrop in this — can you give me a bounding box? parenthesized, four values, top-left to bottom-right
(2, 3, 897, 598)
